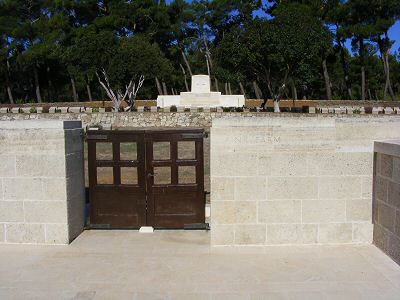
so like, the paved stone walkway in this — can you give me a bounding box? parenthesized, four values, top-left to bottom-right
(0, 230, 399, 300)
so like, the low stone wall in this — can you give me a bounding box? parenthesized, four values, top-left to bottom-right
(373, 141, 400, 265)
(0, 120, 85, 245)
(210, 114, 400, 246)
(2, 111, 400, 130)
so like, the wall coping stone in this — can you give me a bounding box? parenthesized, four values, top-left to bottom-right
(0, 120, 82, 129)
(374, 140, 400, 157)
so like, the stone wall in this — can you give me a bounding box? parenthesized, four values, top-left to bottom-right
(373, 141, 400, 265)
(210, 114, 400, 246)
(0, 120, 85, 245)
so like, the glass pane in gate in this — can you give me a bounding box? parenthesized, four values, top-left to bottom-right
(178, 141, 196, 160)
(120, 142, 137, 161)
(153, 142, 170, 160)
(96, 143, 113, 160)
(97, 167, 114, 185)
(121, 167, 138, 185)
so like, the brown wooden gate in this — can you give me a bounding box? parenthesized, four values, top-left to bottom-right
(87, 129, 205, 229)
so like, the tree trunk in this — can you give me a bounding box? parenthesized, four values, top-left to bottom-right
(33, 64, 42, 103)
(86, 83, 93, 101)
(71, 77, 79, 102)
(337, 34, 352, 99)
(224, 82, 228, 95)
(228, 82, 232, 95)
(46, 65, 52, 101)
(368, 89, 372, 100)
(291, 80, 298, 100)
(6, 60, 14, 104)
(385, 52, 396, 100)
(239, 82, 246, 97)
(6, 84, 14, 104)
(360, 38, 366, 101)
(322, 58, 332, 100)
(273, 100, 280, 112)
(252, 81, 262, 99)
(214, 78, 219, 92)
(155, 77, 163, 95)
(162, 81, 168, 95)
(361, 66, 366, 100)
(181, 49, 193, 76)
(382, 31, 396, 101)
(179, 64, 190, 92)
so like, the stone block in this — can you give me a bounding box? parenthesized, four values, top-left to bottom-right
(307, 152, 372, 176)
(388, 235, 400, 264)
(234, 177, 266, 200)
(270, 153, 307, 176)
(3, 178, 43, 200)
(211, 201, 235, 225)
(266, 224, 318, 244)
(6, 223, 45, 244)
(388, 182, 400, 210)
(0, 108, 8, 113)
(65, 151, 84, 178)
(376, 201, 396, 233)
(24, 201, 68, 223)
(234, 224, 266, 245)
(384, 107, 394, 114)
(321, 107, 328, 114)
(42, 178, 67, 201)
(0, 224, 4, 242)
(211, 225, 234, 246)
(346, 199, 372, 222)
(36, 107, 43, 114)
(318, 177, 362, 200)
(0, 201, 24, 222)
(379, 154, 393, 178)
(203, 107, 211, 112)
(211, 152, 258, 177)
(210, 177, 235, 201)
(267, 177, 318, 200)
(137, 106, 144, 112)
(393, 157, 400, 183)
(45, 223, 69, 244)
(177, 106, 185, 112)
(16, 154, 65, 177)
(257, 154, 272, 176)
(352, 223, 373, 243)
(68, 107, 81, 113)
(0, 155, 16, 177)
(235, 201, 257, 224)
(373, 223, 390, 252)
(362, 176, 373, 199)
(11, 107, 20, 113)
(59, 107, 68, 113)
(258, 200, 301, 223)
(302, 200, 346, 223)
(64, 128, 84, 154)
(395, 210, 400, 236)
(374, 175, 388, 202)
(150, 106, 157, 112)
(318, 223, 352, 243)
(309, 107, 316, 114)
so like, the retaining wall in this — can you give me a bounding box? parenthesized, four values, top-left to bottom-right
(0, 120, 85, 244)
(373, 141, 400, 265)
(210, 114, 400, 246)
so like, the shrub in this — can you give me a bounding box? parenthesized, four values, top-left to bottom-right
(29, 107, 37, 113)
(92, 107, 100, 113)
(42, 106, 50, 113)
(170, 105, 177, 112)
(235, 107, 244, 112)
(184, 108, 190, 112)
(55, 108, 61, 113)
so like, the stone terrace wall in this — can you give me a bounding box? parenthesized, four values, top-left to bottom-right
(210, 114, 400, 246)
(373, 141, 400, 265)
(0, 120, 85, 245)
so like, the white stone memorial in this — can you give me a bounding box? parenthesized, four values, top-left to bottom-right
(157, 75, 245, 108)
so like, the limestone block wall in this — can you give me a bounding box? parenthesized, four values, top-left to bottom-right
(373, 141, 400, 264)
(0, 120, 85, 244)
(210, 114, 400, 246)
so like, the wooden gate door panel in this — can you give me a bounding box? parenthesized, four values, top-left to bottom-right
(88, 129, 205, 229)
(146, 129, 205, 229)
(88, 130, 146, 228)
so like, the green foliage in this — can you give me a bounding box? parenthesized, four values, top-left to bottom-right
(0, 0, 399, 103)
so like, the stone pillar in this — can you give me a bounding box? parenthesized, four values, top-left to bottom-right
(373, 140, 400, 265)
(0, 120, 85, 245)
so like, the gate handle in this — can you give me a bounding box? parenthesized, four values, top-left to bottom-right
(147, 172, 156, 177)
